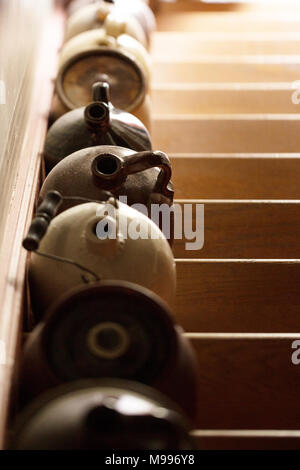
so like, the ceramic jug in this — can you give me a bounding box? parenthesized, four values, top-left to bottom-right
(67, 0, 156, 45)
(40, 146, 174, 240)
(24, 194, 176, 316)
(21, 281, 198, 419)
(44, 82, 152, 173)
(65, 1, 147, 48)
(11, 380, 194, 450)
(51, 29, 151, 128)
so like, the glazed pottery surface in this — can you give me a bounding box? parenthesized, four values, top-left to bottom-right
(11, 380, 194, 450)
(67, 0, 156, 44)
(57, 29, 150, 113)
(29, 201, 176, 314)
(21, 281, 198, 419)
(45, 82, 152, 173)
(65, 1, 147, 47)
(41, 145, 173, 218)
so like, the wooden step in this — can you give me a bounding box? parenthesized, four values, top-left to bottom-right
(157, 12, 300, 33)
(170, 154, 300, 199)
(151, 33, 300, 58)
(186, 333, 300, 429)
(176, 260, 300, 333)
(192, 430, 300, 450)
(152, 85, 300, 114)
(159, 0, 300, 15)
(173, 200, 300, 259)
(158, 0, 247, 14)
(153, 115, 300, 153)
(153, 58, 300, 83)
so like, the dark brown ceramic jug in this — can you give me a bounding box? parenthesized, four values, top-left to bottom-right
(21, 281, 198, 420)
(11, 380, 195, 450)
(40, 146, 174, 239)
(44, 82, 152, 173)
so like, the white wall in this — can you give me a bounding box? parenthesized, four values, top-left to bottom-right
(0, 0, 53, 246)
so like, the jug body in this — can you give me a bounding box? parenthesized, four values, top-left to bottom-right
(28, 201, 176, 316)
(22, 281, 198, 419)
(45, 82, 152, 173)
(67, 0, 156, 45)
(65, 2, 147, 47)
(11, 380, 195, 450)
(53, 30, 151, 128)
(40, 146, 174, 238)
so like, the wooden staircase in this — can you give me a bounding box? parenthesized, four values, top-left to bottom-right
(151, 0, 300, 449)
(2, 0, 300, 450)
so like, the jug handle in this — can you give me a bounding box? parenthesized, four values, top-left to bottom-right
(23, 191, 63, 252)
(92, 150, 173, 199)
(124, 150, 173, 199)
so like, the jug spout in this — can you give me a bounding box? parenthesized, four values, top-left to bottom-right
(84, 82, 111, 132)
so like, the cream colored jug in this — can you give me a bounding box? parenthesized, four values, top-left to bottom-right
(28, 200, 176, 315)
(65, 2, 147, 47)
(51, 29, 151, 129)
(66, 0, 156, 46)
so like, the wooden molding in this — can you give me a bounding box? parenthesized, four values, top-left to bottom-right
(0, 5, 65, 449)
